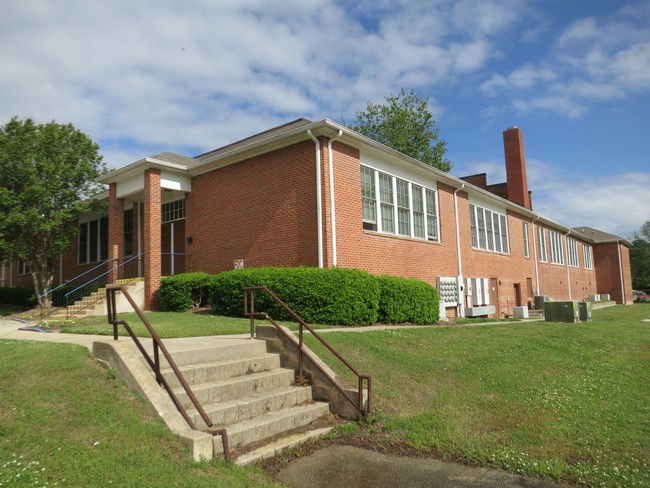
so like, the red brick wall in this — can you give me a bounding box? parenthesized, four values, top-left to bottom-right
(594, 242, 632, 304)
(144, 169, 161, 310)
(185, 140, 320, 275)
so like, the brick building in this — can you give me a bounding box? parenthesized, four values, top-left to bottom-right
(1, 119, 633, 316)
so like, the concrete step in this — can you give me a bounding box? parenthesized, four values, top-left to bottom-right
(173, 368, 296, 409)
(156, 340, 269, 368)
(162, 354, 281, 388)
(188, 385, 314, 429)
(213, 402, 330, 454)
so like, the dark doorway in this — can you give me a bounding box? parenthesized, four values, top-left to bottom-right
(514, 283, 522, 307)
(162, 220, 186, 276)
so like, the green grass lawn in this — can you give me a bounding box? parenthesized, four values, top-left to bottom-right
(4, 304, 648, 487)
(0, 340, 283, 487)
(304, 303, 650, 487)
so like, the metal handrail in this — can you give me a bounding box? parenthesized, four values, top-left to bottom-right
(105, 285, 231, 462)
(38, 257, 117, 301)
(243, 286, 372, 417)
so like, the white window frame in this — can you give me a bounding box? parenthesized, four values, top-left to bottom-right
(523, 222, 530, 258)
(469, 204, 510, 254)
(583, 244, 593, 269)
(549, 231, 564, 265)
(360, 165, 439, 242)
(567, 237, 579, 267)
(538, 226, 548, 263)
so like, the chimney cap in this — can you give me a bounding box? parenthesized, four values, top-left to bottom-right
(506, 126, 518, 130)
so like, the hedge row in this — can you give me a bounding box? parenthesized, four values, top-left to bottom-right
(159, 272, 212, 312)
(0, 286, 37, 308)
(160, 267, 440, 326)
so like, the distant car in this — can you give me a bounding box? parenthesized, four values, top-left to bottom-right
(633, 290, 647, 302)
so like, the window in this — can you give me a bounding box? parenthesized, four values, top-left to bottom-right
(396, 178, 410, 236)
(567, 238, 579, 267)
(583, 244, 593, 269)
(17, 260, 29, 276)
(361, 167, 377, 230)
(549, 231, 564, 265)
(469, 204, 509, 254)
(124, 209, 134, 256)
(425, 189, 438, 241)
(522, 222, 530, 258)
(78, 217, 108, 264)
(360, 166, 439, 241)
(538, 226, 547, 262)
(162, 199, 185, 223)
(412, 184, 425, 238)
(379, 173, 394, 233)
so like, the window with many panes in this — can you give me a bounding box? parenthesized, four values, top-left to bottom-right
(469, 204, 509, 254)
(538, 226, 548, 262)
(523, 222, 530, 258)
(162, 199, 185, 223)
(583, 244, 593, 269)
(567, 237, 579, 267)
(549, 231, 564, 265)
(79, 216, 108, 265)
(124, 209, 134, 256)
(360, 166, 439, 241)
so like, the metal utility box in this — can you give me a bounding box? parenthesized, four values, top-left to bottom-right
(599, 293, 611, 301)
(513, 306, 529, 319)
(587, 294, 601, 302)
(544, 301, 580, 323)
(578, 302, 592, 322)
(534, 295, 549, 310)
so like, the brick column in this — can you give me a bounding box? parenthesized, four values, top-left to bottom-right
(108, 183, 124, 282)
(143, 168, 161, 310)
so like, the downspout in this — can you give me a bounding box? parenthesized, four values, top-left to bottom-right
(307, 130, 323, 268)
(327, 130, 343, 267)
(454, 184, 465, 318)
(564, 231, 572, 300)
(617, 241, 626, 304)
(532, 216, 541, 296)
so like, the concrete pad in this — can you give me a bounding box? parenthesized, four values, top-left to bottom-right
(276, 445, 571, 488)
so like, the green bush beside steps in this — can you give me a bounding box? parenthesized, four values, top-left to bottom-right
(160, 267, 440, 326)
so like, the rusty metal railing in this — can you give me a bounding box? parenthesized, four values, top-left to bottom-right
(243, 286, 372, 417)
(106, 285, 230, 462)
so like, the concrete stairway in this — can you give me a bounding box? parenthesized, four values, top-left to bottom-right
(159, 338, 330, 456)
(49, 279, 144, 320)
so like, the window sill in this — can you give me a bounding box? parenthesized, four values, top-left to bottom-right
(362, 229, 441, 245)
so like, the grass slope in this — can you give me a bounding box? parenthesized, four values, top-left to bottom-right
(304, 304, 650, 487)
(0, 340, 282, 487)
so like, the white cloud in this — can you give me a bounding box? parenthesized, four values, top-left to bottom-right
(527, 159, 649, 237)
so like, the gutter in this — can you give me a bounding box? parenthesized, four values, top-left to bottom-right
(617, 241, 626, 304)
(564, 231, 572, 300)
(307, 130, 323, 268)
(328, 130, 343, 266)
(532, 215, 541, 296)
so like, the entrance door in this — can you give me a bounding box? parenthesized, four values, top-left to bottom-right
(489, 278, 499, 317)
(161, 220, 185, 276)
(514, 283, 522, 307)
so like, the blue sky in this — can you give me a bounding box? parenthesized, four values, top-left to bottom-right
(1, 0, 648, 238)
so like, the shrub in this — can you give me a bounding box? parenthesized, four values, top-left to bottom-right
(0, 286, 37, 308)
(159, 272, 213, 312)
(376, 275, 440, 324)
(209, 267, 380, 325)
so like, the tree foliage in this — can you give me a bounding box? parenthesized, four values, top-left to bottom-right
(0, 117, 106, 309)
(629, 221, 650, 290)
(347, 89, 451, 171)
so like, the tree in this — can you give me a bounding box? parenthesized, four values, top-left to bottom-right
(0, 117, 106, 310)
(629, 221, 650, 290)
(347, 89, 451, 171)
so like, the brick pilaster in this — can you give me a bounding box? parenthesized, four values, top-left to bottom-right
(144, 169, 161, 310)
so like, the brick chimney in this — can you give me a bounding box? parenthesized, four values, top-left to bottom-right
(503, 127, 531, 209)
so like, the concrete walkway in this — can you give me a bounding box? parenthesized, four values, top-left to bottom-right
(1, 317, 574, 487)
